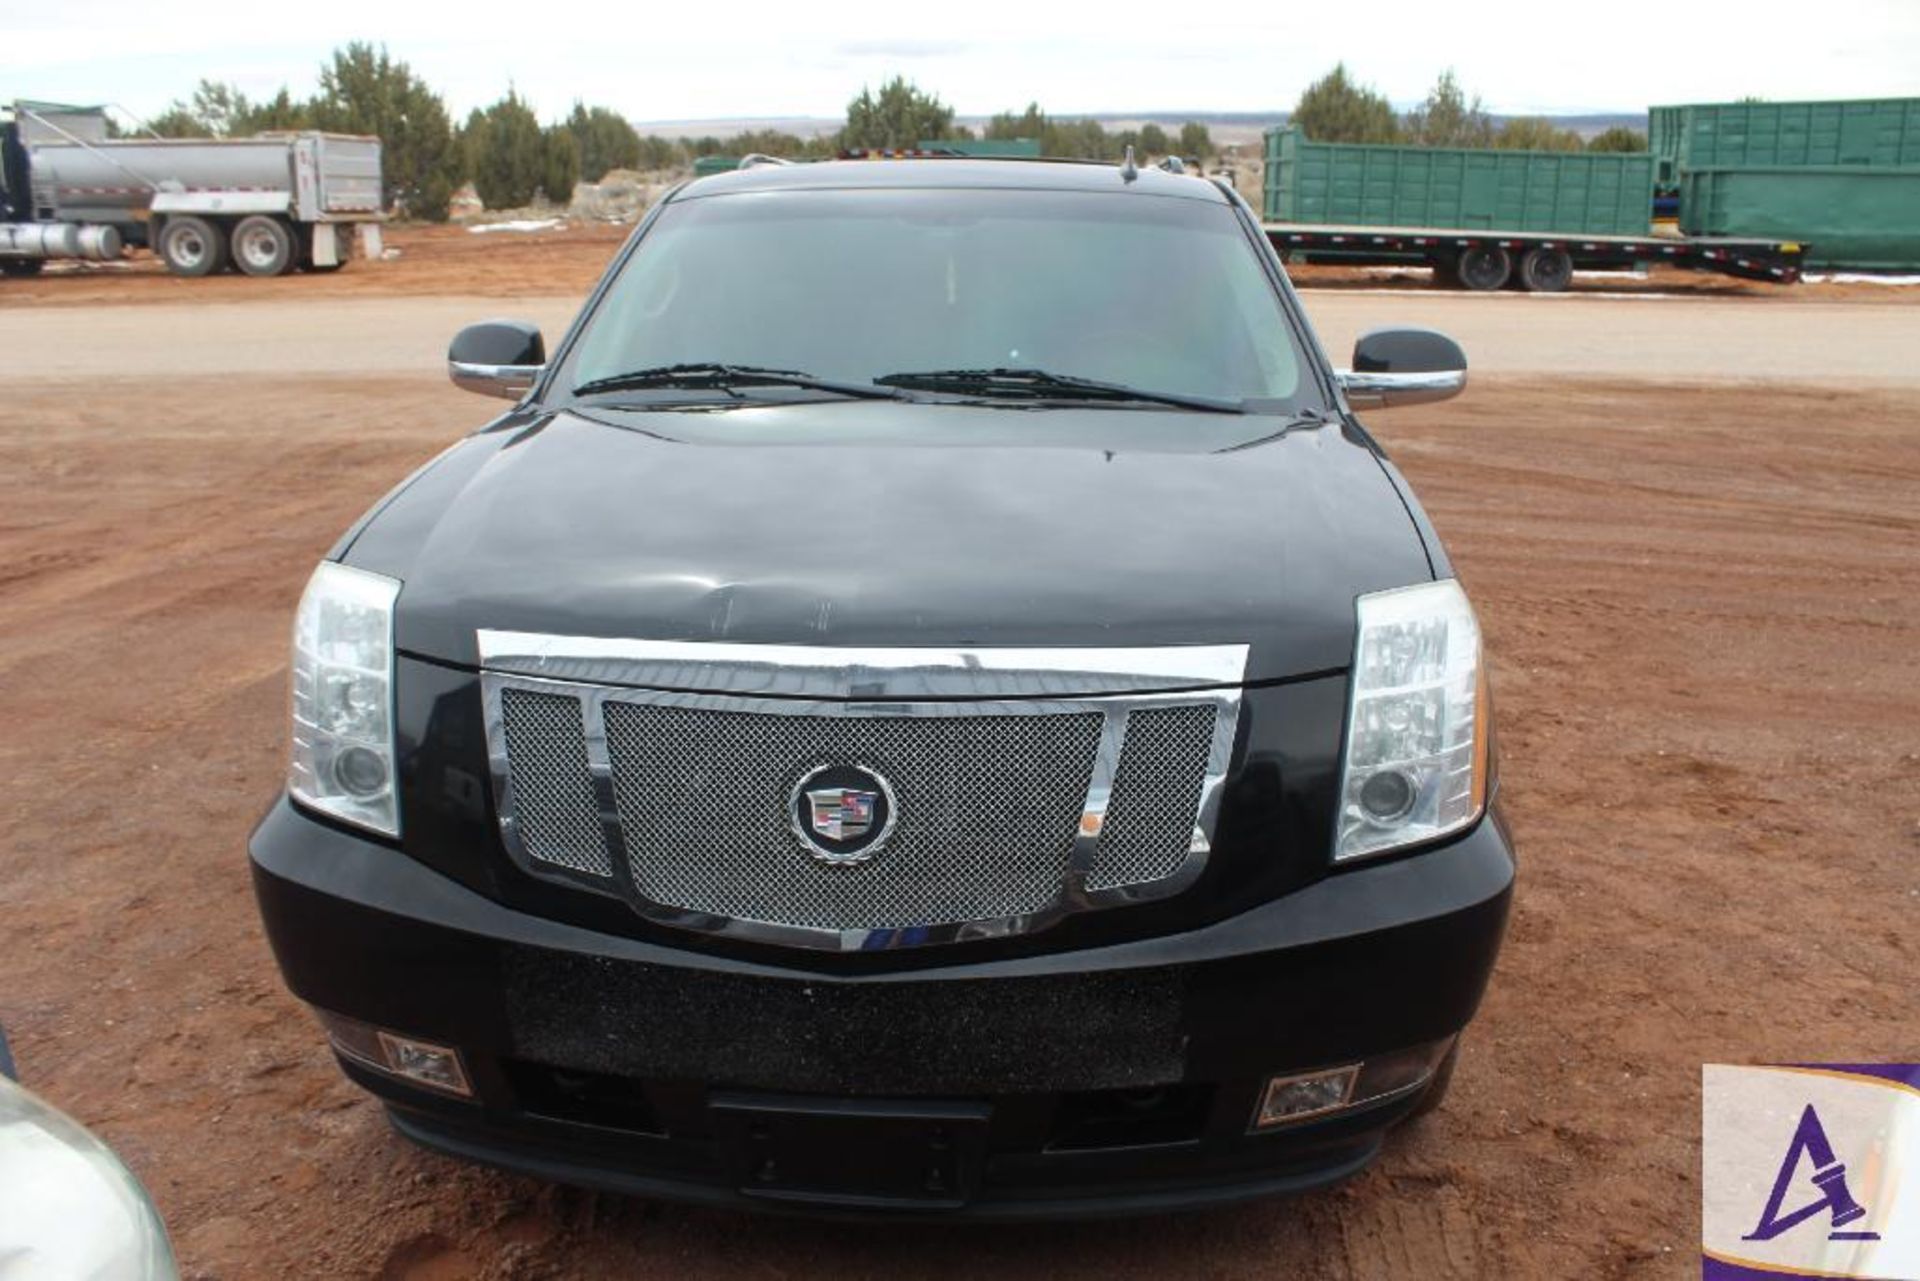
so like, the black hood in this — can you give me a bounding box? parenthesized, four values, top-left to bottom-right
(343, 401, 1433, 685)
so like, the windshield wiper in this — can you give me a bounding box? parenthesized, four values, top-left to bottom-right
(573, 363, 906, 402)
(873, 367, 1243, 414)
(1217, 406, 1335, 452)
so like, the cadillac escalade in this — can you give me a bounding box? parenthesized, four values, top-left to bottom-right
(250, 153, 1513, 1217)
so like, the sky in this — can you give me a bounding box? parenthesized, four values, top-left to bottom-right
(7, 0, 1919, 127)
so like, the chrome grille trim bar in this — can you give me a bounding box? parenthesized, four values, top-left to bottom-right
(1062, 709, 1130, 911)
(477, 630, 1249, 700)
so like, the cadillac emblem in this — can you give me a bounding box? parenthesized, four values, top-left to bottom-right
(790, 764, 896, 865)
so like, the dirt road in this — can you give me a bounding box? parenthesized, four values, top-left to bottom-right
(9, 289, 1920, 384)
(0, 270, 1915, 1278)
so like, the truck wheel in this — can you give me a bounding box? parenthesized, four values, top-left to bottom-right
(1518, 246, 1574, 293)
(231, 216, 295, 277)
(0, 259, 45, 278)
(158, 216, 228, 277)
(1456, 245, 1511, 291)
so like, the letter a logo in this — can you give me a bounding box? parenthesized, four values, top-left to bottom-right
(1742, 1104, 1881, 1243)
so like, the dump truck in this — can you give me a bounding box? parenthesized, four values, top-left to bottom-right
(1261, 127, 1805, 290)
(0, 99, 382, 279)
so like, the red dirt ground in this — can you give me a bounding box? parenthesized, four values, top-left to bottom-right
(1, 366, 1914, 1277)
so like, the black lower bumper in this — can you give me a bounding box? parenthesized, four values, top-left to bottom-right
(250, 797, 1513, 1217)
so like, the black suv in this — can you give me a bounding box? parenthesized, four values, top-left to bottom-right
(251, 155, 1512, 1217)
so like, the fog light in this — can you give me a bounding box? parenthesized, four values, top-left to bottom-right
(377, 1033, 472, 1096)
(1252, 1038, 1457, 1131)
(313, 1009, 473, 1098)
(1254, 1066, 1358, 1128)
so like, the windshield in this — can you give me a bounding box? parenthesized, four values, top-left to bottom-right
(565, 186, 1313, 409)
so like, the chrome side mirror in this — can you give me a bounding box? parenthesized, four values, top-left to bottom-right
(1337, 327, 1467, 410)
(448, 320, 546, 401)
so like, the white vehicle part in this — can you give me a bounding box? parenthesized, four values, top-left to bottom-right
(311, 222, 343, 267)
(0, 1075, 179, 1279)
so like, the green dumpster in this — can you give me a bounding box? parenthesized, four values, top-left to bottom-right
(1679, 165, 1920, 272)
(1263, 128, 1653, 236)
(1652, 98, 1920, 185)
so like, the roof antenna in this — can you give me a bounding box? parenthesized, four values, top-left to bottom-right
(1119, 145, 1138, 183)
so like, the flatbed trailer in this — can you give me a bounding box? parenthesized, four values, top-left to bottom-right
(1263, 221, 1805, 290)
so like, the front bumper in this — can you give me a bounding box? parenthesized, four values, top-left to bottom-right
(251, 796, 1513, 1218)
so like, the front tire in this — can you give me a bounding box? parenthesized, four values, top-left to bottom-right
(1456, 245, 1512, 291)
(157, 216, 227, 277)
(231, 215, 295, 277)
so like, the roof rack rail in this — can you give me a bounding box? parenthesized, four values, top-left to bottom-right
(738, 153, 792, 169)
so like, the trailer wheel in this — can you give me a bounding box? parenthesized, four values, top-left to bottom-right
(0, 259, 45, 278)
(157, 216, 228, 277)
(1518, 246, 1574, 293)
(1456, 245, 1511, 291)
(231, 216, 295, 277)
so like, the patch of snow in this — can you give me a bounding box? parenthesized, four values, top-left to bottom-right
(1802, 272, 1920, 286)
(467, 218, 563, 235)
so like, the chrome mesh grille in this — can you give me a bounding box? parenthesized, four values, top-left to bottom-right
(498, 689, 613, 877)
(1088, 704, 1219, 891)
(486, 650, 1243, 947)
(600, 702, 1103, 931)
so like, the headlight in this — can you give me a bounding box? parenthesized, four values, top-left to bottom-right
(1335, 579, 1489, 862)
(289, 562, 401, 837)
